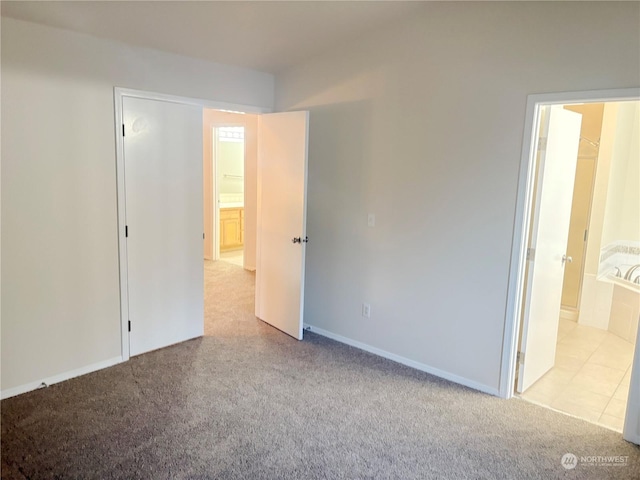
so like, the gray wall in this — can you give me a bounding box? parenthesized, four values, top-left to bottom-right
(1, 18, 274, 394)
(276, 2, 640, 392)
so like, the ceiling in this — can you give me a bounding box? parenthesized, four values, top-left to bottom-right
(1, 1, 427, 74)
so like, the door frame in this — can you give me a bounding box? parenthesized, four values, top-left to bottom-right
(114, 87, 269, 361)
(500, 87, 640, 399)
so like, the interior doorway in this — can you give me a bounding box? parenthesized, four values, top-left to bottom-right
(203, 109, 259, 271)
(215, 126, 246, 267)
(502, 88, 640, 445)
(202, 111, 257, 337)
(201, 108, 310, 341)
(116, 89, 310, 368)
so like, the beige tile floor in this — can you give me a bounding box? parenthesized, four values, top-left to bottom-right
(519, 318, 635, 432)
(220, 250, 243, 267)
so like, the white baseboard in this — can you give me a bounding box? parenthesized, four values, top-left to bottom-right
(1, 356, 123, 400)
(303, 324, 500, 397)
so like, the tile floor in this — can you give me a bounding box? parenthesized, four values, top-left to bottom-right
(519, 318, 635, 432)
(220, 250, 243, 267)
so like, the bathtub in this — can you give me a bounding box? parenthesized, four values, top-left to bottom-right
(605, 267, 640, 293)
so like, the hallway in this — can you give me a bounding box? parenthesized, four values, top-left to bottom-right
(204, 259, 261, 337)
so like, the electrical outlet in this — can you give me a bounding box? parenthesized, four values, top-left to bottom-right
(362, 303, 371, 318)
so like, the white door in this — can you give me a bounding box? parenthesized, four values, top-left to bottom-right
(517, 106, 582, 392)
(123, 96, 204, 356)
(255, 111, 309, 340)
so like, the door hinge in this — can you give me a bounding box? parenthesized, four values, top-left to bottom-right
(526, 247, 535, 261)
(125, 225, 128, 238)
(517, 351, 525, 365)
(203, 232, 205, 239)
(584, 229, 588, 242)
(128, 320, 131, 332)
(122, 124, 125, 137)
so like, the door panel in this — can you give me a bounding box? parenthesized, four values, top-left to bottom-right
(256, 111, 309, 340)
(123, 96, 204, 356)
(518, 106, 582, 392)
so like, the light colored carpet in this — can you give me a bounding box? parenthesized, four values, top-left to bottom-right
(1, 260, 638, 479)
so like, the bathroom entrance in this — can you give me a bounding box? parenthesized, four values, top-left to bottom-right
(504, 89, 640, 444)
(202, 108, 310, 341)
(215, 125, 246, 267)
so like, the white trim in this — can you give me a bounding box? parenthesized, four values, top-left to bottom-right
(114, 88, 130, 361)
(213, 126, 220, 261)
(114, 88, 271, 114)
(1, 356, 123, 400)
(255, 117, 264, 320)
(114, 87, 272, 359)
(500, 87, 640, 400)
(304, 324, 500, 396)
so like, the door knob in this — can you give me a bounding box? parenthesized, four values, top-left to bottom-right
(562, 254, 573, 264)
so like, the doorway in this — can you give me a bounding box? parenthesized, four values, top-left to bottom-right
(516, 101, 639, 433)
(215, 126, 246, 267)
(501, 88, 640, 445)
(201, 108, 311, 341)
(116, 90, 310, 365)
(203, 110, 259, 271)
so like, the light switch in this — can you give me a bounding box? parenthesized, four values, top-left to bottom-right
(367, 214, 375, 227)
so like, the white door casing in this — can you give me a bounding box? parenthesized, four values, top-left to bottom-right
(517, 105, 582, 392)
(123, 96, 204, 356)
(255, 111, 309, 340)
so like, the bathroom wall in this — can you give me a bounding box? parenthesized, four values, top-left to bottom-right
(217, 141, 245, 195)
(601, 102, 640, 249)
(579, 101, 640, 331)
(609, 284, 640, 343)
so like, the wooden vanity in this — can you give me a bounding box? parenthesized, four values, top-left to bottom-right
(220, 207, 244, 251)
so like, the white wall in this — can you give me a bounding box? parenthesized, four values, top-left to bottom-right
(1, 18, 274, 394)
(218, 141, 245, 195)
(276, 2, 640, 392)
(602, 102, 640, 247)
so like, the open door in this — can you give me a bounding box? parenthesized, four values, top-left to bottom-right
(255, 111, 309, 340)
(517, 106, 582, 392)
(123, 96, 204, 356)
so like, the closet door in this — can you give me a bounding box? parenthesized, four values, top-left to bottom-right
(123, 96, 204, 356)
